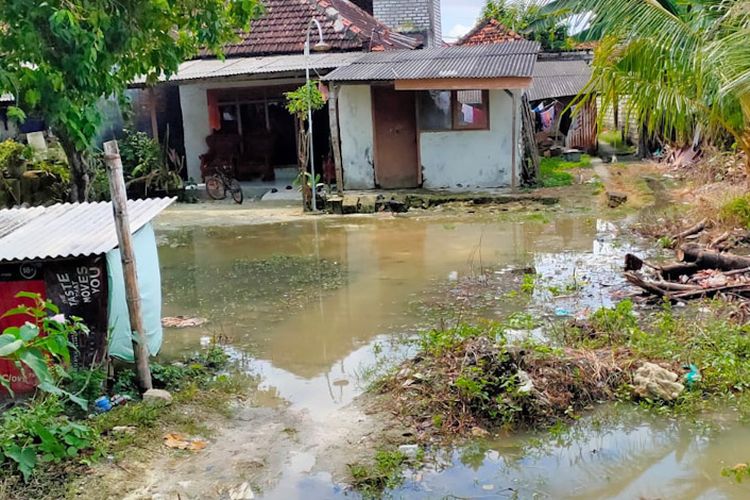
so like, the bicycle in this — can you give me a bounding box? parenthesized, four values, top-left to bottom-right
(205, 164, 244, 204)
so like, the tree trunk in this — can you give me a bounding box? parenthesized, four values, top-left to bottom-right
(677, 244, 750, 271)
(295, 117, 311, 211)
(57, 132, 90, 202)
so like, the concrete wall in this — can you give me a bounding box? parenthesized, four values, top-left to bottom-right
(179, 85, 212, 181)
(338, 85, 375, 189)
(420, 90, 521, 189)
(373, 0, 442, 46)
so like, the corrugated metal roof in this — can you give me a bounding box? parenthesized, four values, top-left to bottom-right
(323, 41, 541, 81)
(0, 198, 174, 263)
(153, 52, 366, 84)
(527, 60, 592, 101)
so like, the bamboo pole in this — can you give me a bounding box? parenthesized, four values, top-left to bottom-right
(328, 84, 345, 194)
(103, 140, 153, 392)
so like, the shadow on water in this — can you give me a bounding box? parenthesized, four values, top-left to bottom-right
(155, 210, 750, 498)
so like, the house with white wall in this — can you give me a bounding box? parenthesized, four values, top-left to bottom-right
(324, 42, 540, 190)
(138, 0, 542, 192)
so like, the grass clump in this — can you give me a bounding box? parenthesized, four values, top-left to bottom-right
(539, 154, 591, 187)
(380, 321, 629, 435)
(349, 449, 411, 498)
(720, 194, 750, 228)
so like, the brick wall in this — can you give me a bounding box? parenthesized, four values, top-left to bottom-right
(373, 0, 442, 46)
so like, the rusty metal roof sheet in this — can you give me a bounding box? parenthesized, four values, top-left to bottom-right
(162, 51, 365, 83)
(527, 60, 592, 101)
(322, 41, 540, 81)
(0, 198, 174, 263)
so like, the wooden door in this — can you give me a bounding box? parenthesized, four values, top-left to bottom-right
(372, 87, 419, 188)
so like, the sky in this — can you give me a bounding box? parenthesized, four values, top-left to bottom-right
(442, 0, 486, 42)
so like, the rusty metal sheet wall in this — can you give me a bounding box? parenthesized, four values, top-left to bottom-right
(566, 100, 598, 152)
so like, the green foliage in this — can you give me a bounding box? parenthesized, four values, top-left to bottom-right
(418, 322, 506, 356)
(112, 345, 230, 397)
(0, 292, 89, 409)
(120, 129, 161, 179)
(0, 139, 29, 175)
(0, 0, 263, 198)
(720, 195, 750, 229)
(722, 463, 750, 483)
(349, 449, 409, 498)
(562, 0, 750, 157)
(284, 82, 326, 121)
(482, 0, 573, 51)
(0, 398, 97, 481)
(539, 154, 591, 187)
(0, 0, 263, 150)
(119, 129, 183, 194)
(521, 273, 537, 294)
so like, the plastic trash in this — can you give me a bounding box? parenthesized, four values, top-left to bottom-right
(684, 364, 702, 388)
(94, 396, 112, 413)
(554, 307, 572, 317)
(398, 444, 420, 459)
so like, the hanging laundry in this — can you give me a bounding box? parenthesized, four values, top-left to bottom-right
(540, 106, 556, 131)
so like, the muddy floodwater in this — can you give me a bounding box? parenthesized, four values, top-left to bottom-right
(154, 206, 750, 499)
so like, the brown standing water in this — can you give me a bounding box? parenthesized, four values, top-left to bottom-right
(153, 205, 750, 499)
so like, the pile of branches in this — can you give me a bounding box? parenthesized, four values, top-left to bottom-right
(625, 243, 750, 302)
(378, 336, 632, 438)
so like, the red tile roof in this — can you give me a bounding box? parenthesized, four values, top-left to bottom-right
(204, 0, 420, 58)
(456, 19, 524, 46)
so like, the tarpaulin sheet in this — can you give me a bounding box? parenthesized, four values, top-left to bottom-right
(106, 223, 163, 361)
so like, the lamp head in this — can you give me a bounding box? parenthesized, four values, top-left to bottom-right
(313, 41, 331, 52)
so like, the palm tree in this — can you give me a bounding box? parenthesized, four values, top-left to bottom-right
(552, 0, 750, 171)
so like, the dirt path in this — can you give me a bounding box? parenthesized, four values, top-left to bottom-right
(86, 395, 404, 500)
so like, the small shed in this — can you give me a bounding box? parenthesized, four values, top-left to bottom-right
(527, 59, 597, 152)
(0, 198, 173, 394)
(324, 41, 541, 190)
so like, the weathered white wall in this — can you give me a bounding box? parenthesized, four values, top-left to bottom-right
(338, 85, 375, 189)
(421, 90, 521, 189)
(179, 85, 212, 181)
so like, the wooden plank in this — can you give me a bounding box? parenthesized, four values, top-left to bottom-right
(328, 84, 345, 193)
(395, 77, 532, 91)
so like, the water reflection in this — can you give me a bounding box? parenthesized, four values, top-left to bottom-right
(390, 409, 750, 499)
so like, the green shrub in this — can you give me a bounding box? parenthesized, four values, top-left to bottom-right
(720, 195, 750, 228)
(0, 139, 29, 176)
(119, 129, 162, 179)
(0, 398, 97, 481)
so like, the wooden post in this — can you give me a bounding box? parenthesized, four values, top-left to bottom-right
(511, 90, 518, 190)
(148, 87, 159, 143)
(328, 84, 345, 193)
(103, 140, 153, 392)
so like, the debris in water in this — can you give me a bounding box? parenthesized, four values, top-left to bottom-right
(162, 316, 209, 328)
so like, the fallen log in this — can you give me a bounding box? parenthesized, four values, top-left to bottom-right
(660, 262, 699, 281)
(677, 244, 750, 272)
(673, 219, 707, 240)
(624, 272, 671, 298)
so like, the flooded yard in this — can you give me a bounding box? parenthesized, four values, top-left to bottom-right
(149, 198, 750, 499)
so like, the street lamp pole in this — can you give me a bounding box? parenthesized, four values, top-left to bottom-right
(305, 18, 330, 212)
